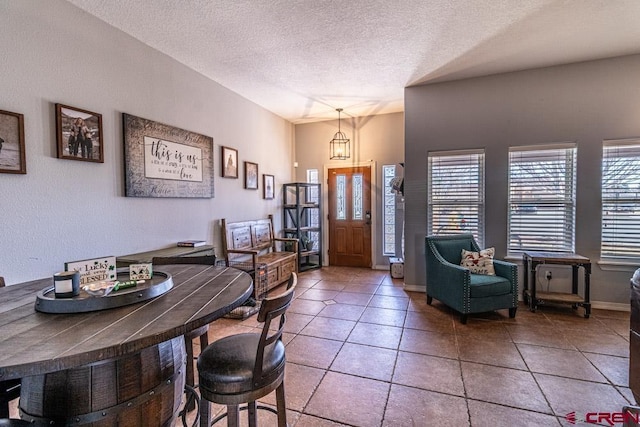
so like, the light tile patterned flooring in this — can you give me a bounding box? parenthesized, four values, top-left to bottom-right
(190, 266, 635, 427)
(11, 266, 632, 426)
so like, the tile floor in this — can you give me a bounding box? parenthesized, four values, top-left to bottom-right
(8, 266, 635, 426)
(190, 266, 635, 427)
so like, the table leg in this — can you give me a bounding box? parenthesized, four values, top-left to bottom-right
(583, 263, 592, 318)
(522, 254, 529, 306)
(530, 260, 538, 312)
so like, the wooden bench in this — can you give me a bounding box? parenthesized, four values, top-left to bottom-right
(221, 215, 298, 297)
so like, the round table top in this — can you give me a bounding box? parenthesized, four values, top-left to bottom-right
(0, 265, 252, 380)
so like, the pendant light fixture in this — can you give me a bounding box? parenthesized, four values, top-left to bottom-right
(329, 108, 350, 160)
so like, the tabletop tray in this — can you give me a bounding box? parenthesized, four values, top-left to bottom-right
(34, 270, 173, 314)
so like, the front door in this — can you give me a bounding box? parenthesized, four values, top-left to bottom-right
(328, 166, 372, 267)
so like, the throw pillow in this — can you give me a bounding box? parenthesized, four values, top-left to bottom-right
(460, 247, 496, 275)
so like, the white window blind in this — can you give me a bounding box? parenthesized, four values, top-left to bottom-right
(601, 140, 640, 260)
(428, 150, 485, 246)
(508, 144, 576, 254)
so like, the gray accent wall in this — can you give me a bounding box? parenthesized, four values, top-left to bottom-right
(405, 54, 640, 305)
(0, 1, 294, 284)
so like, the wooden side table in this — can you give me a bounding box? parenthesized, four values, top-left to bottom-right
(522, 251, 591, 318)
(116, 245, 215, 267)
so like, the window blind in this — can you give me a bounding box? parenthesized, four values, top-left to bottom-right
(508, 145, 576, 254)
(428, 150, 485, 247)
(601, 140, 640, 260)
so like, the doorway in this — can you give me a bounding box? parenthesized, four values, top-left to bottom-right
(327, 166, 372, 267)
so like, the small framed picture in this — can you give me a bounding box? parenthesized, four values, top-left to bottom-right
(221, 146, 238, 178)
(244, 161, 258, 189)
(263, 174, 275, 199)
(55, 104, 104, 163)
(0, 109, 26, 174)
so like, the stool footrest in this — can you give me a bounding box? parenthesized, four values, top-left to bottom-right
(211, 404, 280, 425)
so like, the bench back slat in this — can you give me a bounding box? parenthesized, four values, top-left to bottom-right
(222, 215, 277, 262)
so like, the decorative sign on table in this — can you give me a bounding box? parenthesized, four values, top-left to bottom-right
(65, 256, 117, 286)
(123, 113, 214, 198)
(129, 263, 153, 280)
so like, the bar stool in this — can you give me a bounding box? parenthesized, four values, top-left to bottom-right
(0, 277, 20, 419)
(151, 256, 216, 412)
(197, 273, 297, 427)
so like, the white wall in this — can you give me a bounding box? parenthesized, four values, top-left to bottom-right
(294, 112, 405, 268)
(0, 0, 294, 284)
(405, 54, 640, 305)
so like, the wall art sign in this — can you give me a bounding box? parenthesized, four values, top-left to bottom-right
(56, 104, 104, 163)
(65, 256, 117, 286)
(123, 113, 214, 198)
(0, 109, 26, 174)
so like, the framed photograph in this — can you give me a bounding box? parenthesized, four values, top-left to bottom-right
(221, 146, 238, 178)
(244, 161, 258, 190)
(56, 104, 103, 163)
(263, 174, 275, 199)
(0, 109, 26, 174)
(123, 113, 214, 198)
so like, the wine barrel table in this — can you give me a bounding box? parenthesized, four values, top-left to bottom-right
(0, 265, 252, 426)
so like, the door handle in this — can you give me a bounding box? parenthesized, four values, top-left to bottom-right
(365, 211, 371, 225)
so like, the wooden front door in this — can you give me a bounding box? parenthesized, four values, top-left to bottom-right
(328, 166, 372, 267)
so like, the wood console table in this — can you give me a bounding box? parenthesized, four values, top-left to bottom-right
(116, 244, 215, 267)
(522, 251, 591, 318)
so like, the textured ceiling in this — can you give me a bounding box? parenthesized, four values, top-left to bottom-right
(66, 0, 640, 123)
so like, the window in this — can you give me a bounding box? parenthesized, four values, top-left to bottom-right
(306, 169, 320, 247)
(508, 144, 576, 254)
(428, 150, 485, 246)
(382, 165, 396, 256)
(307, 169, 319, 184)
(601, 140, 640, 260)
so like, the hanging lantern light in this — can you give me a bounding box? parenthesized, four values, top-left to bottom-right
(329, 108, 350, 160)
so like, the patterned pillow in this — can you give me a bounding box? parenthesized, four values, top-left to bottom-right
(460, 247, 496, 275)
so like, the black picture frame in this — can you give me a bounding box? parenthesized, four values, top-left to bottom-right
(263, 174, 274, 199)
(244, 161, 258, 190)
(55, 104, 104, 163)
(221, 146, 238, 178)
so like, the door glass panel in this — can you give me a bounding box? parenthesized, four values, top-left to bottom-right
(337, 174, 346, 220)
(353, 174, 363, 220)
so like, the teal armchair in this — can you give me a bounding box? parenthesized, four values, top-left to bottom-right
(425, 234, 518, 324)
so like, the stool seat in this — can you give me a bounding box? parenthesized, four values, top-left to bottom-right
(197, 273, 297, 427)
(199, 333, 285, 399)
(0, 420, 32, 426)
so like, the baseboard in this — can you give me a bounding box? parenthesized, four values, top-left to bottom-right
(403, 284, 425, 292)
(591, 301, 630, 312)
(406, 288, 630, 311)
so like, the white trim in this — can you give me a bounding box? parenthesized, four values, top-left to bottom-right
(603, 137, 640, 147)
(591, 301, 629, 312)
(508, 141, 576, 152)
(373, 264, 388, 271)
(403, 284, 425, 292)
(427, 148, 485, 157)
(597, 260, 639, 272)
(323, 160, 377, 267)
